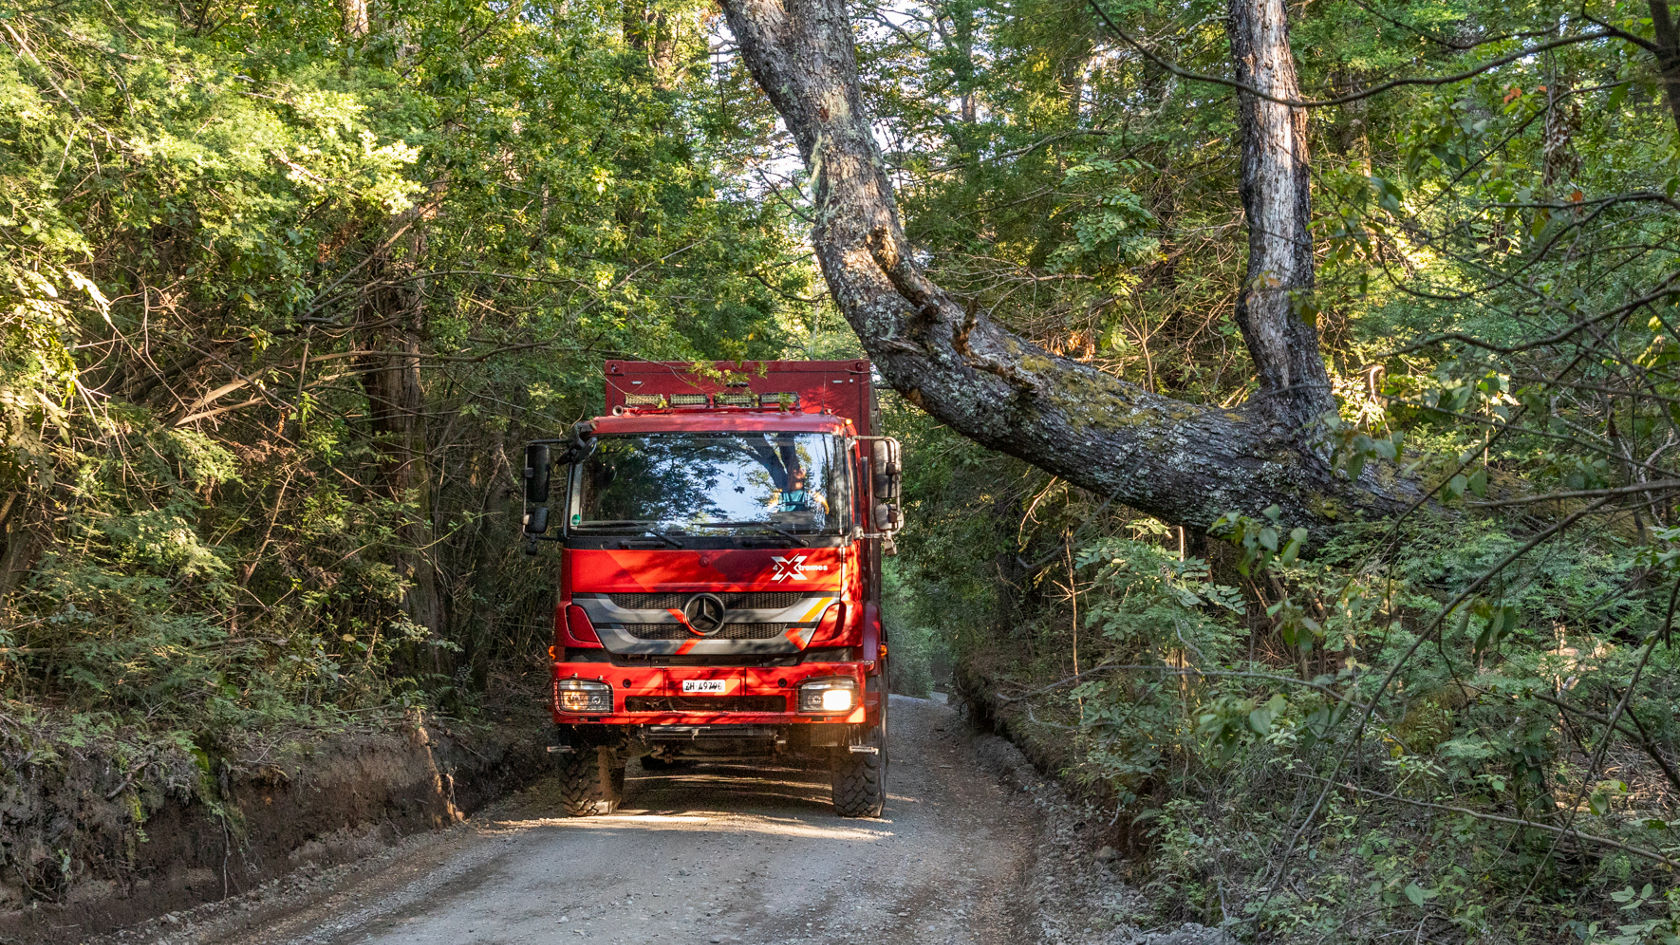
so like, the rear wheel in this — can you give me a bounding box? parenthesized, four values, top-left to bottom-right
(557, 746, 622, 816)
(830, 722, 886, 818)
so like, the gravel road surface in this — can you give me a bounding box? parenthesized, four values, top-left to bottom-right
(103, 696, 1154, 945)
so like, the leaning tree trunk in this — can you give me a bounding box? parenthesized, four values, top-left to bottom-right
(716, 0, 1420, 531)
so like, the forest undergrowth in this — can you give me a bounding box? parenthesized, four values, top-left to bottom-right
(901, 419, 1680, 942)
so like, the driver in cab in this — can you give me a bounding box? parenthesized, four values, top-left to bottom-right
(775, 465, 828, 515)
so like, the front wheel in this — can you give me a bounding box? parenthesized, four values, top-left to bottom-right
(557, 746, 622, 816)
(830, 725, 886, 818)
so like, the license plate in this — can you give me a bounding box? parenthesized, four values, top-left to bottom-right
(682, 679, 727, 694)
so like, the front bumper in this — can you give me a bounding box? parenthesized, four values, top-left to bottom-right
(549, 660, 878, 727)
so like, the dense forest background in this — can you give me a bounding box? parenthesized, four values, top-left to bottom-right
(5, 0, 1680, 940)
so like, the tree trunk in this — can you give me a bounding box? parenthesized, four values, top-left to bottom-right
(356, 198, 444, 643)
(624, 0, 680, 90)
(1328, 67, 1373, 177)
(1226, 0, 1334, 431)
(1650, 2, 1680, 136)
(948, 0, 978, 125)
(342, 0, 369, 38)
(716, 0, 1420, 531)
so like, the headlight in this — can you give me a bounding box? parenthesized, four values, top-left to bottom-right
(798, 677, 858, 713)
(555, 678, 613, 713)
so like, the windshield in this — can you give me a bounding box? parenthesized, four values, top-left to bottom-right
(571, 432, 849, 536)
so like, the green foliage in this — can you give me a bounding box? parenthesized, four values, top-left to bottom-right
(868, 5, 1680, 938)
(0, 0, 810, 834)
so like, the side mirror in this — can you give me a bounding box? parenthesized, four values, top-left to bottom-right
(873, 499, 901, 532)
(867, 437, 904, 536)
(524, 506, 550, 536)
(524, 443, 551, 505)
(870, 438, 902, 500)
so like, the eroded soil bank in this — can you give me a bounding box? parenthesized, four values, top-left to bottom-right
(0, 707, 550, 944)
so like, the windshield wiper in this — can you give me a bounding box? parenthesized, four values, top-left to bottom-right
(571, 520, 685, 548)
(697, 521, 811, 545)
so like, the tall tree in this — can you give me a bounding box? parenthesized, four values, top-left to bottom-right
(1226, 0, 1331, 432)
(355, 194, 444, 641)
(717, 0, 1419, 531)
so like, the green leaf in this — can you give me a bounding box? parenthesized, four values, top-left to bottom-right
(1403, 882, 1437, 906)
(1248, 694, 1286, 735)
(1445, 474, 1468, 499)
(1467, 468, 1487, 497)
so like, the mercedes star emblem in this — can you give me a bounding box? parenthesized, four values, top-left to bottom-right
(682, 593, 727, 636)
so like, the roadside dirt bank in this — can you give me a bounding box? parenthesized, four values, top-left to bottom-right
(0, 707, 550, 945)
(81, 696, 1233, 945)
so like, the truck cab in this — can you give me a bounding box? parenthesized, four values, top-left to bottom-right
(522, 360, 903, 817)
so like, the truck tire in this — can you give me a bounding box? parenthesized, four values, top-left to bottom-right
(557, 746, 621, 816)
(830, 726, 886, 818)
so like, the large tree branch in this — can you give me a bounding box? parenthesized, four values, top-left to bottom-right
(717, 0, 1420, 530)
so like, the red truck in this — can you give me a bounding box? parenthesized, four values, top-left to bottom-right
(521, 360, 903, 817)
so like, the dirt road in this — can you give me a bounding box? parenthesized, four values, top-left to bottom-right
(104, 696, 1147, 945)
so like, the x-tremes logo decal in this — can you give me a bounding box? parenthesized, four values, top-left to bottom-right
(770, 554, 808, 583)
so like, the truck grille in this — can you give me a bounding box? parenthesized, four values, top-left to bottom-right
(624, 696, 788, 713)
(607, 592, 806, 611)
(621, 623, 787, 641)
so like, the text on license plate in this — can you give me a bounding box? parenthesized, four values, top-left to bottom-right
(681, 679, 727, 694)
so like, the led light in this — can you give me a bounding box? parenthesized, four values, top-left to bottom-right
(555, 678, 612, 713)
(820, 688, 853, 712)
(798, 677, 858, 713)
(669, 393, 707, 406)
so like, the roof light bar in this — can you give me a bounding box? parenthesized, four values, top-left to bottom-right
(617, 392, 803, 410)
